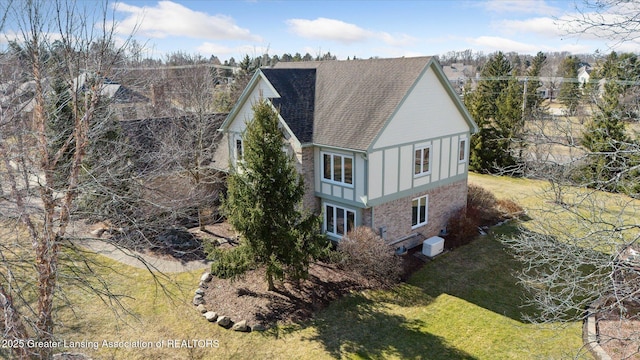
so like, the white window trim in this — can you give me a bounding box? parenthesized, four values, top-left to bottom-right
(411, 195, 429, 229)
(458, 137, 468, 163)
(414, 145, 432, 177)
(233, 135, 244, 167)
(321, 151, 354, 188)
(324, 203, 356, 238)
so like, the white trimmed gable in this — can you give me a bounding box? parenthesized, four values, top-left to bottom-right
(372, 65, 471, 150)
(227, 76, 279, 133)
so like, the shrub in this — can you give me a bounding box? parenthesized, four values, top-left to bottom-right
(337, 227, 402, 285)
(209, 245, 255, 280)
(467, 184, 501, 225)
(445, 208, 480, 249)
(445, 185, 524, 249)
(496, 198, 524, 218)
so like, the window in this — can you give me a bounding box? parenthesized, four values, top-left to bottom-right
(325, 204, 356, 237)
(458, 138, 468, 163)
(322, 152, 353, 186)
(235, 138, 243, 161)
(414, 146, 431, 176)
(411, 195, 428, 228)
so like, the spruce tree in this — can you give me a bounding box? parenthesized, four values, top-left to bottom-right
(558, 55, 581, 115)
(465, 51, 523, 173)
(581, 52, 639, 195)
(220, 100, 327, 290)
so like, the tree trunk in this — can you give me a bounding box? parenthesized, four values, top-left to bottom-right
(267, 273, 275, 291)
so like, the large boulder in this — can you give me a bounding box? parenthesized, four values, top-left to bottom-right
(193, 294, 204, 306)
(232, 320, 250, 332)
(203, 311, 218, 322)
(216, 315, 232, 328)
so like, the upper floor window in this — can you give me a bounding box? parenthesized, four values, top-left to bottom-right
(458, 137, 468, 163)
(235, 138, 244, 161)
(414, 145, 431, 176)
(322, 152, 353, 186)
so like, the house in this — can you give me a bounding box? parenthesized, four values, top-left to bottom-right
(578, 64, 593, 87)
(219, 57, 478, 250)
(441, 62, 476, 95)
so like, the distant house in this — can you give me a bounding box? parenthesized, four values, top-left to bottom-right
(441, 63, 476, 94)
(578, 64, 593, 86)
(219, 57, 478, 250)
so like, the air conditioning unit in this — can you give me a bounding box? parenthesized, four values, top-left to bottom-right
(422, 236, 444, 257)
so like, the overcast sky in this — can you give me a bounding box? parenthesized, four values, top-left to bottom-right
(4, 0, 640, 62)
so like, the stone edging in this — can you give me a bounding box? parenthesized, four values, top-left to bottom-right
(192, 271, 266, 333)
(583, 308, 612, 360)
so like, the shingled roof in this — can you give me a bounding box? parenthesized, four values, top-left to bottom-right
(229, 56, 463, 151)
(260, 68, 316, 144)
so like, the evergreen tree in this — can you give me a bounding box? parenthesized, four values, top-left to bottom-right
(465, 51, 523, 173)
(524, 52, 549, 119)
(581, 52, 639, 195)
(558, 55, 581, 115)
(77, 82, 141, 226)
(219, 100, 328, 290)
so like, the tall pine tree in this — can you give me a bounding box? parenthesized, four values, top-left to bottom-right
(558, 55, 581, 115)
(465, 51, 523, 173)
(220, 100, 327, 290)
(582, 52, 639, 195)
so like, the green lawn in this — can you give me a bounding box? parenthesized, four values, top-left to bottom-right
(27, 173, 601, 359)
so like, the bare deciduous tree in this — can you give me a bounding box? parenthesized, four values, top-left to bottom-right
(0, 1, 168, 359)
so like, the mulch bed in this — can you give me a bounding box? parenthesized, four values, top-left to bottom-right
(202, 236, 426, 327)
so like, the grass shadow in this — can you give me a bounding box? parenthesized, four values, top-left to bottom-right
(304, 293, 476, 359)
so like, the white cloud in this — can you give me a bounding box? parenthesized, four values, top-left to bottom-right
(286, 17, 418, 48)
(494, 17, 562, 38)
(483, 0, 560, 16)
(286, 18, 373, 44)
(468, 36, 541, 53)
(114, 1, 261, 41)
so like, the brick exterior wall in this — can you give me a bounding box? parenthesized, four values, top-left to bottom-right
(372, 179, 468, 249)
(300, 147, 320, 213)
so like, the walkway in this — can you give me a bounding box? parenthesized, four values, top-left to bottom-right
(75, 238, 211, 273)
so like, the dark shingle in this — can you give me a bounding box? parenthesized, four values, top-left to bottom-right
(270, 57, 432, 150)
(260, 68, 316, 144)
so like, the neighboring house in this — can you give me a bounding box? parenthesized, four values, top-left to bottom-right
(219, 57, 478, 250)
(578, 64, 592, 87)
(441, 62, 476, 94)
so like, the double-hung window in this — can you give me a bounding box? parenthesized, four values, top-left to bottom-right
(322, 152, 353, 186)
(414, 145, 431, 176)
(411, 195, 428, 228)
(325, 203, 355, 237)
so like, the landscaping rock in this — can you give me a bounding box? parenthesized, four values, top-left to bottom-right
(203, 311, 218, 322)
(216, 315, 232, 328)
(250, 324, 267, 332)
(193, 294, 204, 306)
(200, 271, 213, 283)
(232, 320, 250, 332)
(195, 288, 205, 295)
(196, 304, 207, 313)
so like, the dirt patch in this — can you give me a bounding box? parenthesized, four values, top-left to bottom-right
(202, 247, 426, 327)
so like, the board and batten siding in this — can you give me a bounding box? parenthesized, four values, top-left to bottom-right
(314, 147, 366, 207)
(367, 133, 469, 203)
(364, 63, 472, 203)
